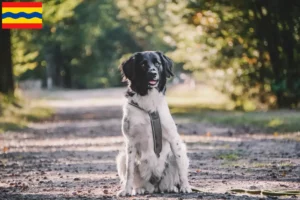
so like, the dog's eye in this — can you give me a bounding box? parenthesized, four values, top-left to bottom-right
(154, 62, 160, 67)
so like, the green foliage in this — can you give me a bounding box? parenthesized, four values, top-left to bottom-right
(182, 0, 300, 108)
(12, 0, 142, 88)
(11, 0, 300, 108)
(0, 92, 53, 133)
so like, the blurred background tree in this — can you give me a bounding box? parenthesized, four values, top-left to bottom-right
(12, 0, 142, 89)
(1, 0, 299, 109)
(183, 0, 300, 109)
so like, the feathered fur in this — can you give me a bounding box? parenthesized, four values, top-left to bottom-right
(116, 51, 191, 196)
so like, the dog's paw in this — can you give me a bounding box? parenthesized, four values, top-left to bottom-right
(117, 188, 133, 197)
(180, 184, 192, 193)
(170, 186, 179, 193)
(145, 183, 155, 194)
(134, 188, 145, 195)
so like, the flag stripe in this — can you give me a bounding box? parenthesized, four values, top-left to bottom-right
(2, 12, 42, 19)
(2, 18, 42, 24)
(2, 23, 42, 29)
(2, 7, 42, 13)
(2, 2, 42, 8)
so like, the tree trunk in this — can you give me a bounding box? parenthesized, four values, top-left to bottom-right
(252, 0, 295, 108)
(0, 29, 14, 94)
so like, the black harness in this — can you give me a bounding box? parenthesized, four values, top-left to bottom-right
(128, 101, 162, 157)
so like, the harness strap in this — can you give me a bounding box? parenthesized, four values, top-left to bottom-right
(128, 101, 162, 157)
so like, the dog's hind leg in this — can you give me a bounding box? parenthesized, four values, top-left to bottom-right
(133, 165, 155, 195)
(117, 151, 155, 195)
(158, 157, 180, 193)
(134, 182, 155, 195)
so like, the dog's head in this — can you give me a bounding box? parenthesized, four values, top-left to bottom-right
(120, 51, 174, 96)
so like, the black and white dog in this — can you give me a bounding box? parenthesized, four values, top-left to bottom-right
(116, 51, 191, 196)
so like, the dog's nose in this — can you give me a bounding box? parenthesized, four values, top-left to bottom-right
(149, 71, 158, 79)
(148, 68, 158, 77)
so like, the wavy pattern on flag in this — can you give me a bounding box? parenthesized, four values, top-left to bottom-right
(2, 12, 42, 19)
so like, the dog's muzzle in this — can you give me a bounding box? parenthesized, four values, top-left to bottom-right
(148, 70, 159, 86)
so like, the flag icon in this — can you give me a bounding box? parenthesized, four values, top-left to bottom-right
(2, 2, 42, 29)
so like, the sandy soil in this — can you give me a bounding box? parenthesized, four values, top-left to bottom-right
(0, 88, 299, 200)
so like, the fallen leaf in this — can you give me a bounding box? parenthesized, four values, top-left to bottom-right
(206, 132, 211, 137)
(273, 132, 279, 137)
(3, 147, 9, 153)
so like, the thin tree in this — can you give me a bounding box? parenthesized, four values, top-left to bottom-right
(0, 29, 14, 95)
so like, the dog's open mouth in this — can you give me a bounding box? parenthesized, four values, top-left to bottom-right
(148, 80, 158, 86)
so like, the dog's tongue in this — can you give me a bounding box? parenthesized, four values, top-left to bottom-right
(149, 80, 157, 85)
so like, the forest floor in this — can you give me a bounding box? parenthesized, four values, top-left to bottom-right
(0, 87, 299, 200)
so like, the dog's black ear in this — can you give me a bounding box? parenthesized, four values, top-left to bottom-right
(156, 51, 174, 78)
(119, 54, 136, 82)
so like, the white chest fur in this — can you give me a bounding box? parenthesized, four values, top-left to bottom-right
(128, 89, 164, 113)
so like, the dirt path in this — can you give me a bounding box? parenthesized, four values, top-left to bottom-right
(0, 88, 299, 200)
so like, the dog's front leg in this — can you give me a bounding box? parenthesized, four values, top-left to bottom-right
(169, 134, 191, 193)
(117, 141, 136, 196)
(162, 118, 191, 193)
